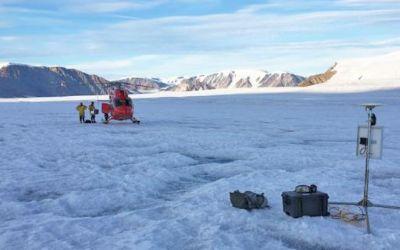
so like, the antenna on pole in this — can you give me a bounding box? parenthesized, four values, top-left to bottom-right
(330, 103, 400, 234)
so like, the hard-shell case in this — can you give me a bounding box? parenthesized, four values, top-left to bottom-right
(281, 191, 329, 218)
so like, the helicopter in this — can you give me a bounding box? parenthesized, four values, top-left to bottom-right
(101, 87, 140, 124)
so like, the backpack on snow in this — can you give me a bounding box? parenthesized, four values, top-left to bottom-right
(230, 190, 269, 210)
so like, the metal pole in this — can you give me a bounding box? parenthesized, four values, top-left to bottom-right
(363, 109, 371, 204)
(364, 108, 372, 233)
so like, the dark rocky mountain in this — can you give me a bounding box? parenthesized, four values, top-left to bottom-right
(0, 64, 109, 97)
(298, 63, 337, 87)
(0, 64, 173, 97)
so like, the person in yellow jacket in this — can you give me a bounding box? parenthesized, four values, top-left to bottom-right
(88, 101, 96, 123)
(76, 102, 87, 123)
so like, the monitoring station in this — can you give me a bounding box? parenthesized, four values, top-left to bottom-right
(330, 104, 400, 234)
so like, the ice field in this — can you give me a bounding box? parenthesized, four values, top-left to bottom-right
(1, 90, 400, 249)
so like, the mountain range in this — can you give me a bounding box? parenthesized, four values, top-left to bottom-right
(1, 51, 400, 98)
(0, 64, 305, 97)
(0, 64, 171, 98)
(165, 70, 305, 91)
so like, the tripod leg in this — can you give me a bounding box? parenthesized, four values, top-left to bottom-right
(365, 206, 371, 234)
(372, 203, 400, 210)
(329, 201, 359, 206)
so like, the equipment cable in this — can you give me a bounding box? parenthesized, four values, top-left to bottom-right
(329, 206, 366, 225)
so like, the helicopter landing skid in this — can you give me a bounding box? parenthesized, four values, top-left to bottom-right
(131, 117, 140, 124)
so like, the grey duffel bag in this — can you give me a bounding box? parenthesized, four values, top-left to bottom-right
(230, 190, 269, 210)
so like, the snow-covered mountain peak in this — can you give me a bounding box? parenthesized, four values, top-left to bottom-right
(325, 51, 400, 87)
(0, 62, 11, 68)
(219, 69, 268, 76)
(167, 69, 305, 91)
(115, 76, 169, 93)
(299, 50, 400, 89)
(163, 76, 186, 86)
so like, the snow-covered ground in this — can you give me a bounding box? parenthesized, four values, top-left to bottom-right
(1, 80, 399, 104)
(1, 89, 400, 249)
(323, 51, 400, 89)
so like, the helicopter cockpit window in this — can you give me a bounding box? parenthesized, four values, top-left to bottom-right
(114, 99, 123, 107)
(126, 98, 132, 107)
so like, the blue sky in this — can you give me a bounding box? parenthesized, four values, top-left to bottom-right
(1, 0, 400, 79)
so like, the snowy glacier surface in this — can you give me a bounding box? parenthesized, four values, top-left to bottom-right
(1, 90, 400, 249)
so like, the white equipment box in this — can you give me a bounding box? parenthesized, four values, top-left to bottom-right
(356, 125, 383, 159)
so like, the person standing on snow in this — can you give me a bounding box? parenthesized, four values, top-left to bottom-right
(76, 102, 87, 123)
(88, 101, 96, 123)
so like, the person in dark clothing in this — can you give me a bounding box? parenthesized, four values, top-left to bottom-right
(88, 101, 96, 123)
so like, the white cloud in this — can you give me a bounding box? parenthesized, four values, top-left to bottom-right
(0, 0, 166, 13)
(75, 6, 400, 60)
(339, 0, 400, 3)
(68, 38, 400, 80)
(0, 36, 17, 41)
(2, 1, 400, 79)
(65, 0, 165, 13)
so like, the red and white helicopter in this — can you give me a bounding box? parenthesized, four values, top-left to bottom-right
(101, 87, 140, 124)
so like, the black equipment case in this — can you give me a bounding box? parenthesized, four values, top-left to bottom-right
(281, 191, 329, 218)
